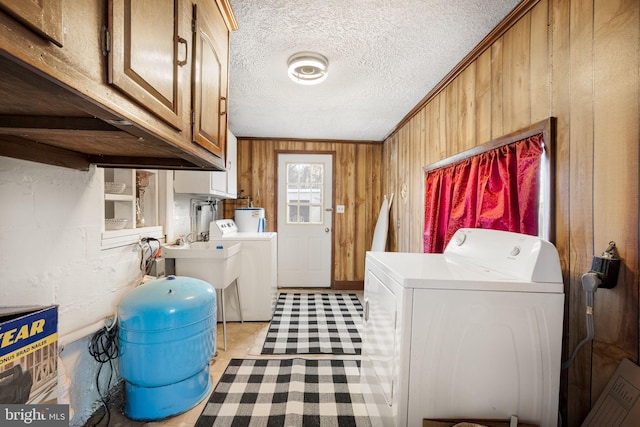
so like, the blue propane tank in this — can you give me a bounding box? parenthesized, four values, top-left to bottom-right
(117, 275, 216, 420)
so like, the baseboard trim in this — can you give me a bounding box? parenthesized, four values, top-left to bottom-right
(333, 281, 364, 291)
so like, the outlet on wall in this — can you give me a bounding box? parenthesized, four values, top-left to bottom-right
(336, 205, 345, 213)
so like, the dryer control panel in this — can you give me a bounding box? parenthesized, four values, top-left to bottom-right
(209, 219, 238, 237)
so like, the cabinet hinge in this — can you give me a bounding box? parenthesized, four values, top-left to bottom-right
(191, 111, 196, 125)
(192, 17, 196, 34)
(101, 26, 111, 56)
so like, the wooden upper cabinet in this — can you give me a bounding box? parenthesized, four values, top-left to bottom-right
(0, 0, 237, 170)
(107, 0, 236, 159)
(192, 1, 230, 158)
(108, 0, 183, 129)
(0, 0, 63, 46)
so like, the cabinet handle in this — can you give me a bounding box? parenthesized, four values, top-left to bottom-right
(220, 97, 227, 116)
(177, 36, 188, 67)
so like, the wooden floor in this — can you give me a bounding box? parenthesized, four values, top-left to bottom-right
(84, 289, 363, 427)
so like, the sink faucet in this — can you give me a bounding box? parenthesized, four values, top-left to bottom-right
(185, 231, 199, 243)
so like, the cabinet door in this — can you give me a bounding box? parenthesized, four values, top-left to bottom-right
(192, 2, 228, 158)
(0, 0, 63, 46)
(174, 170, 215, 195)
(109, 0, 182, 128)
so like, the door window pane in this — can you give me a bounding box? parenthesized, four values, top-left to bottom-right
(286, 162, 324, 224)
(309, 206, 322, 223)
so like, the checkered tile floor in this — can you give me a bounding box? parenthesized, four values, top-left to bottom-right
(195, 358, 371, 427)
(261, 293, 363, 355)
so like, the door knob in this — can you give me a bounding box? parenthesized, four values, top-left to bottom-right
(325, 228, 330, 232)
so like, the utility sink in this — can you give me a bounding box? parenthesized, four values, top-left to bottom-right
(162, 242, 241, 289)
(162, 241, 241, 259)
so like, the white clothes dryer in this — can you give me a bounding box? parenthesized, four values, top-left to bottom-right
(361, 228, 564, 427)
(207, 219, 277, 321)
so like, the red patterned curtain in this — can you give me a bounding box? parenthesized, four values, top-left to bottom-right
(423, 133, 545, 253)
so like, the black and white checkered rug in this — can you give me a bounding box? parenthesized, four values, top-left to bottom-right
(195, 358, 371, 427)
(261, 293, 363, 355)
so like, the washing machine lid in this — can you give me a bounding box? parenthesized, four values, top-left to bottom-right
(444, 228, 563, 283)
(367, 229, 564, 293)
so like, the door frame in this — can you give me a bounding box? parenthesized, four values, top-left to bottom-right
(275, 150, 336, 288)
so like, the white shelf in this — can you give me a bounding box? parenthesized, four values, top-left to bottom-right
(101, 168, 162, 249)
(105, 194, 134, 202)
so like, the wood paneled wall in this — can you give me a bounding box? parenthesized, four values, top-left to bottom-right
(382, 0, 639, 425)
(224, 139, 383, 286)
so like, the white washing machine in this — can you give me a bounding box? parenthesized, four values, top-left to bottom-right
(361, 228, 565, 427)
(207, 219, 277, 321)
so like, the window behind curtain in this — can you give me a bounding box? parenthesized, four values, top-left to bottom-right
(423, 119, 554, 253)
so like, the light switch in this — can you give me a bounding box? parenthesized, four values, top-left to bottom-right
(336, 205, 345, 213)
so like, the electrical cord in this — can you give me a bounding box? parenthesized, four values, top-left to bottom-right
(88, 238, 159, 425)
(561, 272, 601, 370)
(88, 323, 119, 427)
(138, 237, 161, 277)
(87, 238, 159, 426)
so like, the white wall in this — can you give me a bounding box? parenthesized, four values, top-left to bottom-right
(0, 157, 149, 425)
(173, 193, 226, 240)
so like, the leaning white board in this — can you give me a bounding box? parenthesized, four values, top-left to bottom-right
(371, 194, 394, 251)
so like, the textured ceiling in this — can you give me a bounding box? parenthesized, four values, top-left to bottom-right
(227, 0, 521, 141)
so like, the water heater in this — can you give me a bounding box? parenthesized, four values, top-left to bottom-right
(234, 207, 265, 232)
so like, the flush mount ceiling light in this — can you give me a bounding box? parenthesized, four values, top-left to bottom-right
(287, 52, 328, 85)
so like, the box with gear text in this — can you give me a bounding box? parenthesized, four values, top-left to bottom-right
(0, 306, 58, 404)
(423, 418, 538, 427)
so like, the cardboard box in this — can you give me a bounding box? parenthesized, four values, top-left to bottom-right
(423, 418, 538, 427)
(581, 358, 640, 426)
(0, 306, 58, 404)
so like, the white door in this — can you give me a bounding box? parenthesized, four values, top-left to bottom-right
(277, 153, 333, 287)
